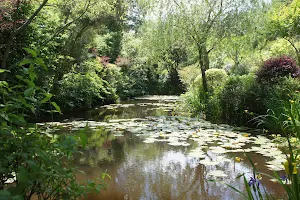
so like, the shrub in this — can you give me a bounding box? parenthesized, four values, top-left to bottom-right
(179, 64, 202, 88)
(183, 68, 227, 118)
(0, 53, 107, 199)
(229, 62, 250, 76)
(192, 68, 228, 94)
(182, 84, 206, 115)
(115, 56, 131, 71)
(57, 72, 117, 109)
(160, 68, 185, 95)
(206, 68, 228, 90)
(115, 64, 157, 99)
(219, 74, 258, 125)
(257, 77, 300, 132)
(257, 56, 300, 83)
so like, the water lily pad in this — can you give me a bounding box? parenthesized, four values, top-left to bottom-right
(266, 164, 284, 171)
(209, 146, 227, 154)
(188, 151, 206, 159)
(208, 170, 228, 177)
(143, 138, 156, 143)
(200, 160, 219, 166)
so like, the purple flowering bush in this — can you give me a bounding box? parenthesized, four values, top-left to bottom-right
(257, 56, 300, 83)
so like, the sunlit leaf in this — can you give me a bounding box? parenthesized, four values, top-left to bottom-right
(23, 48, 37, 57)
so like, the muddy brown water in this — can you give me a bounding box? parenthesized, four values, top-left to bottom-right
(53, 96, 287, 200)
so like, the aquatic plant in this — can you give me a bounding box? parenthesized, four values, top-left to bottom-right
(228, 98, 300, 200)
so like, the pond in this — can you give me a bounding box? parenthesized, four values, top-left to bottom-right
(40, 95, 287, 200)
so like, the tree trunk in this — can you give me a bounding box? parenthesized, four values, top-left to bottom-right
(198, 44, 209, 95)
(203, 44, 209, 70)
(1, 0, 49, 69)
(296, 51, 300, 66)
(1, 33, 15, 69)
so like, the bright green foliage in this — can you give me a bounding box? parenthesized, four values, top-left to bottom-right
(184, 68, 228, 120)
(184, 68, 300, 129)
(0, 52, 108, 199)
(56, 60, 117, 109)
(256, 77, 300, 133)
(193, 68, 228, 94)
(267, 0, 300, 64)
(206, 69, 228, 91)
(219, 74, 258, 125)
(268, 0, 300, 39)
(179, 64, 202, 88)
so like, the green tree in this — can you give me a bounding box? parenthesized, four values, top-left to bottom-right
(267, 0, 300, 64)
(170, 0, 245, 94)
(0, 0, 48, 69)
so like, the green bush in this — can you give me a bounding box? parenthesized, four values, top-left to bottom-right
(57, 71, 117, 109)
(257, 77, 300, 132)
(0, 53, 108, 199)
(206, 68, 228, 91)
(183, 68, 228, 118)
(160, 68, 185, 95)
(229, 62, 250, 76)
(179, 64, 202, 88)
(192, 68, 228, 94)
(182, 82, 206, 115)
(219, 74, 258, 125)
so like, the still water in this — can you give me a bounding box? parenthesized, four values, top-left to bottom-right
(48, 96, 287, 200)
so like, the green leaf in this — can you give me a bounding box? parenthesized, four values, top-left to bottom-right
(8, 114, 27, 126)
(0, 69, 10, 73)
(11, 196, 23, 200)
(34, 58, 47, 70)
(24, 87, 35, 97)
(0, 81, 9, 87)
(243, 176, 254, 200)
(25, 97, 37, 103)
(19, 59, 32, 66)
(23, 48, 37, 57)
(102, 172, 111, 180)
(0, 190, 10, 199)
(79, 131, 88, 148)
(51, 102, 61, 113)
(17, 167, 28, 184)
(41, 93, 53, 103)
(26, 160, 37, 169)
(16, 75, 24, 81)
(0, 113, 9, 121)
(28, 66, 36, 82)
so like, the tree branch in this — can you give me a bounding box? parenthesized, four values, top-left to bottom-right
(15, 0, 49, 36)
(41, 0, 92, 46)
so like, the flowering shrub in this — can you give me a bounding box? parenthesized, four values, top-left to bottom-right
(115, 56, 131, 69)
(257, 56, 300, 83)
(100, 56, 110, 67)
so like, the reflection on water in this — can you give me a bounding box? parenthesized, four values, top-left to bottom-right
(77, 134, 286, 200)
(57, 96, 287, 200)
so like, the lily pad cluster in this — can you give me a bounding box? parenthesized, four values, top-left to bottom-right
(39, 115, 286, 177)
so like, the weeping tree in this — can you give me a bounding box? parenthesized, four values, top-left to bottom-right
(171, 0, 250, 95)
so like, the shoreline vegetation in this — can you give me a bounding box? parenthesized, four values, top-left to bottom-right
(1, 0, 299, 199)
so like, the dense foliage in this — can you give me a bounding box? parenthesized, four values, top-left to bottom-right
(0, 52, 108, 199)
(1, 0, 300, 198)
